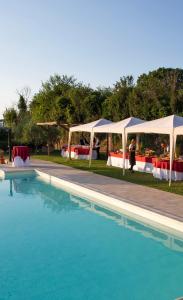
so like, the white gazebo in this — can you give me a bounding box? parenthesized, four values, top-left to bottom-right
(93, 117, 145, 173)
(68, 118, 112, 162)
(174, 125, 183, 138)
(126, 115, 183, 185)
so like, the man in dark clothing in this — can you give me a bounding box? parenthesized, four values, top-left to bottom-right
(129, 139, 136, 172)
(93, 137, 100, 159)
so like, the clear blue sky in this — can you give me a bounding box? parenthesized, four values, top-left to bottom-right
(0, 0, 183, 117)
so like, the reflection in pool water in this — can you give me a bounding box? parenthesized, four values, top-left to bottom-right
(11, 175, 183, 253)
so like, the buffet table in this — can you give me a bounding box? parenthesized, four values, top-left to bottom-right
(12, 146, 30, 167)
(152, 159, 183, 181)
(107, 152, 183, 180)
(61, 145, 97, 160)
(107, 152, 155, 173)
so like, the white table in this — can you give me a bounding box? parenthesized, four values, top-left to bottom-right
(107, 153, 154, 173)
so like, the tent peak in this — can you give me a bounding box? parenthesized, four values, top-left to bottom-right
(126, 114, 183, 135)
(93, 116, 145, 133)
(148, 114, 183, 127)
(69, 118, 112, 132)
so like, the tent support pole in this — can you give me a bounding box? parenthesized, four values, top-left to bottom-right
(67, 131, 72, 160)
(123, 130, 126, 175)
(169, 131, 174, 187)
(89, 131, 94, 167)
(106, 133, 109, 157)
(136, 133, 140, 152)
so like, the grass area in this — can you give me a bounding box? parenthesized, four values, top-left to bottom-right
(33, 152, 183, 196)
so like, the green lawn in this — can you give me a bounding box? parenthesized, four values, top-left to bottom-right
(33, 152, 183, 196)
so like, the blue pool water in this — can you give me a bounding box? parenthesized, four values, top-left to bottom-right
(0, 174, 183, 300)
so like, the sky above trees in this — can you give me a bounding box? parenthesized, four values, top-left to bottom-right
(0, 0, 183, 117)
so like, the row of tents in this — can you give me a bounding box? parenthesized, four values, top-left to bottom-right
(68, 115, 183, 185)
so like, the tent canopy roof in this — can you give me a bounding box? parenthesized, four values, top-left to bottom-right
(93, 117, 145, 134)
(126, 115, 183, 135)
(69, 118, 112, 133)
(175, 125, 183, 135)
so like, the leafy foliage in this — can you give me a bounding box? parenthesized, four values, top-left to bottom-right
(3, 68, 183, 150)
(3, 108, 17, 128)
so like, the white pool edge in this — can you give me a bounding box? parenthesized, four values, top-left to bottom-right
(35, 169, 183, 237)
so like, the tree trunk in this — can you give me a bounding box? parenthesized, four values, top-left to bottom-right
(47, 143, 50, 156)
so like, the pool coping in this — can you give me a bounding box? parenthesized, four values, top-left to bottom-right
(35, 169, 183, 238)
(1, 163, 183, 237)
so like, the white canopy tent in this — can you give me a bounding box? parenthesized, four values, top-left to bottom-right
(68, 118, 112, 163)
(93, 117, 145, 173)
(174, 125, 183, 137)
(126, 115, 183, 185)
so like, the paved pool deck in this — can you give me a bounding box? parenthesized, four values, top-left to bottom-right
(1, 159, 183, 223)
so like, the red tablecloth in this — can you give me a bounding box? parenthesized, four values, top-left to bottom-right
(64, 146, 90, 155)
(109, 152, 155, 163)
(135, 155, 156, 163)
(108, 152, 129, 159)
(12, 146, 30, 161)
(153, 159, 183, 172)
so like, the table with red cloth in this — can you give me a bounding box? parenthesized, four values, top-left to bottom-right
(107, 152, 155, 173)
(12, 146, 30, 167)
(61, 145, 97, 160)
(152, 159, 183, 180)
(107, 152, 183, 180)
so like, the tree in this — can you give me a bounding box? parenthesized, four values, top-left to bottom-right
(30, 74, 78, 124)
(42, 74, 77, 94)
(30, 90, 56, 122)
(13, 113, 30, 143)
(0, 128, 8, 150)
(17, 86, 31, 103)
(68, 85, 92, 123)
(82, 91, 104, 122)
(102, 76, 134, 121)
(3, 68, 183, 151)
(42, 126, 60, 155)
(17, 95, 27, 116)
(3, 108, 17, 128)
(129, 68, 183, 120)
(55, 96, 75, 124)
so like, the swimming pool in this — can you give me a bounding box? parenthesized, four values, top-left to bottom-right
(0, 173, 183, 300)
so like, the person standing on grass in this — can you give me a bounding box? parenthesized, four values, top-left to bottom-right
(93, 137, 100, 159)
(129, 139, 136, 172)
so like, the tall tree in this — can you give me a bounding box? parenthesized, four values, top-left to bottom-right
(17, 95, 27, 115)
(102, 76, 134, 121)
(129, 68, 183, 120)
(3, 108, 17, 128)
